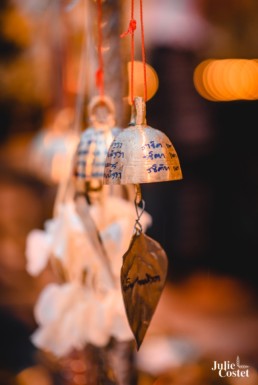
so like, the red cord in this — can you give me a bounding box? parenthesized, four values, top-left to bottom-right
(121, 0, 136, 105)
(121, 0, 148, 104)
(96, 0, 104, 97)
(120, 19, 136, 38)
(139, 0, 147, 102)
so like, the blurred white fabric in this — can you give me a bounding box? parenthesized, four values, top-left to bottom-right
(25, 196, 152, 356)
(32, 282, 133, 356)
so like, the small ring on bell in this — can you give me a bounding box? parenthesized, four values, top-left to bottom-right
(88, 95, 116, 130)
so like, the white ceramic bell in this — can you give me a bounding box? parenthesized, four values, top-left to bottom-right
(103, 97, 182, 184)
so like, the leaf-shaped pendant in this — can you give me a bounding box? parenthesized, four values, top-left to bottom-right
(121, 232, 168, 350)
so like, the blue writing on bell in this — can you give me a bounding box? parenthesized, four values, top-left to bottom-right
(141, 141, 162, 150)
(112, 141, 123, 149)
(104, 170, 121, 179)
(146, 164, 170, 173)
(107, 150, 124, 159)
(105, 162, 118, 169)
(143, 151, 165, 160)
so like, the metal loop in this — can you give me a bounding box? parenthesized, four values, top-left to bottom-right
(134, 219, 143, 235)
(134, 196, 145, 235)
(134, 96, 146, 125)
(135, 199, 145, 221)
(88, 95, 115, 129)
(134, 183, 142, 205)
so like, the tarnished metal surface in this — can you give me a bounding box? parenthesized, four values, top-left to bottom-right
(103, 97, 183, 185)
(120, 232, 168, 350)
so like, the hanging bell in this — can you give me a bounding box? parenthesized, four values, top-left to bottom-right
(103, 97, 183, 185)
(73, 95, 121, 192)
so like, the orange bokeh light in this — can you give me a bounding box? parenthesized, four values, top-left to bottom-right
(194, 58, 258, 101)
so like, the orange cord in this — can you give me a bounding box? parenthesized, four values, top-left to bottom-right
(121, 0, 136, 105)
(139, 0, 147, 102)
(96, 0, 104, 97)
(121, 0, 148, 104)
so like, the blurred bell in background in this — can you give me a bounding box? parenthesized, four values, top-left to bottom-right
(1, 0, 258, 384)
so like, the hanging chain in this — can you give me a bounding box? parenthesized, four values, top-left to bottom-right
(134, 184, 145, 235)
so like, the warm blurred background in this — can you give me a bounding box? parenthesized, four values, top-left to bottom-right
(1, 0, 258, 384)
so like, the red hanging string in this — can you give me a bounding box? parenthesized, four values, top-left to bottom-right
(139, 0, 147, 102)
(120, 0, 136, 105)
(96, 0, 104, 97)
(120, 19, 136, 38)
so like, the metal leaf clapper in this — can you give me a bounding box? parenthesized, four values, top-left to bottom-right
(120, 185, 168, 349)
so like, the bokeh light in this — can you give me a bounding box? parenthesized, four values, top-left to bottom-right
(194, 58, 258, 101)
